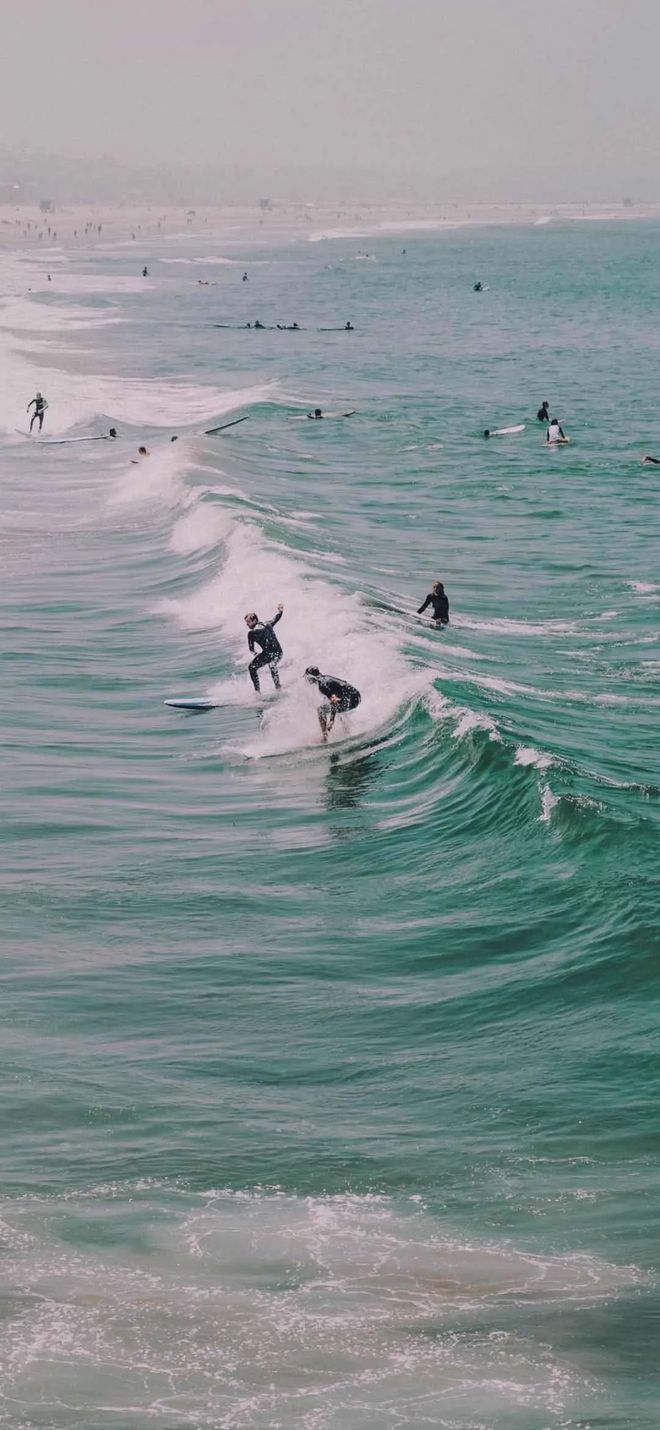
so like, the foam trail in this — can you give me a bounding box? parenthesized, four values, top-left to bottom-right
(160, 515, 430, 756)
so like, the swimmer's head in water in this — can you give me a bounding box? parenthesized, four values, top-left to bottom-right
(314, 408, 322, 418)
(138, 446, 148, 455)
(305, 666, 321, 683)
(244, 612, 258, 627)
(109, 428, 117, 438)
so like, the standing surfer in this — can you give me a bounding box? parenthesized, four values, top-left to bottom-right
(27, 392, 48, 433)
(245, 605, 284, 692)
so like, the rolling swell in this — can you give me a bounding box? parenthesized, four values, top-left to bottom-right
(2, 223, 660, 1428)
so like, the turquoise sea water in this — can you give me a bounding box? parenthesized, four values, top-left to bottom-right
(1, 218, 659, 1428)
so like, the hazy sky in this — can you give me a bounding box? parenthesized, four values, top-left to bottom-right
(1, 0, 658, 197)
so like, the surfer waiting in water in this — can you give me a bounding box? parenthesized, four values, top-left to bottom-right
(641, 455, 660, 465)
(308, 408, 323, 420)
(27, 391, 47, 433)
(473, 281, 483, 292)
(242, 272, 248, 282)
(130, 446, 150, 464)
(245, 605, 284, 692)
(546, 417, 569, 445)
(345, 321, 354, 330)
(417, 581, 449, 625)
(142, 266, 149, 277)
(537, 400, 550, 423)
(305, 667, 361, 741)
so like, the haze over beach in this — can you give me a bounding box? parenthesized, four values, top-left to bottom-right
(1, 3, 659, 1428)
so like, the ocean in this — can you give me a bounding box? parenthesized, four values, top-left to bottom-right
(0, 216, 658, 1428)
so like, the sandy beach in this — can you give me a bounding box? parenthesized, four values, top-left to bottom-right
(1, 199, 659, 254)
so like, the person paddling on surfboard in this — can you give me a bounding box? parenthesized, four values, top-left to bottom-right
(305, 667, 361, 742)
(546, 417, 569, 445)
(245, 605, 284, 692)
(27, 391, 47, 433)
(417, 581, 449, 625)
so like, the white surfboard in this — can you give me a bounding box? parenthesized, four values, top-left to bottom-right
(484, 423, 525, 438)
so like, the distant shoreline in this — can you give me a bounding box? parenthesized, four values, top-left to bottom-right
(1, 201, 659, 254)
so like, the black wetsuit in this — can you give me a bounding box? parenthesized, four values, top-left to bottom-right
(537, 404, 550, 423)
(417, 590, 449, 623)
(317, 675, 361, 714)
(247, 611, 283, 691)
(28, 396, 46, 433)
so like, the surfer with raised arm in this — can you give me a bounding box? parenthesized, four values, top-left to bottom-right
(27, 391, 48, 433)
(417, 580, 449, 625)
(245, 605, 284, 692)
(305, 667, 361, 741)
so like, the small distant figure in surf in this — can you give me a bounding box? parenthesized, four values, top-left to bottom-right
(473, 281, 484, 292)
(641, 454, 660, 465)
(242, 271, 248, 282)
(27, 391, 48, 433)
(417, 580, 449, 625)
(142, 266, 149, 277)
(546, 418, 569, 445)
(107, 428, 118, 439)
(345, 321, 354, 330)
(308, 408, 324, 420)
(130, 446, 150, 464)
(537, 400, 550, 423)
(47, 273, 52, 282)
(245, 605, 284, 692)
(305, 667, 361, 742)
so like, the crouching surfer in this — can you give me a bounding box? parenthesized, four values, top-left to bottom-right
(305, 666, 361, 741)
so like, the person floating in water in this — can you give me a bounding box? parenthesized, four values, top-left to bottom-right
(537, 400, 550, 423)
(641, 454, 660, 465)
(345, 321, 354, 330)
(417, 580, 449, 624)
(473, 281, 483, 292)
(130, 446, 150, 464)
(242, 271, 248, 282)
(546, 417, 569, 445)
(245, 605, 284, 692)
(107, 428, 118, 439)
(27, 391, 48, 433)
(305, 667, 361, 741)
(308, 408, 323, 419)
(142, 266, 149, 277)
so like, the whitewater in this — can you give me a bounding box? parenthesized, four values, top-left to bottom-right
(0, 215, 658, 1429)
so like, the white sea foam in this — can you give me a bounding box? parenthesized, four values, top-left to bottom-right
(515, 745, 554, 771)
(540, 784, 560, 823)
(160, 254, 235, 265)
(629, 580, 660, 596)
(0, 1185, 640, 1429)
